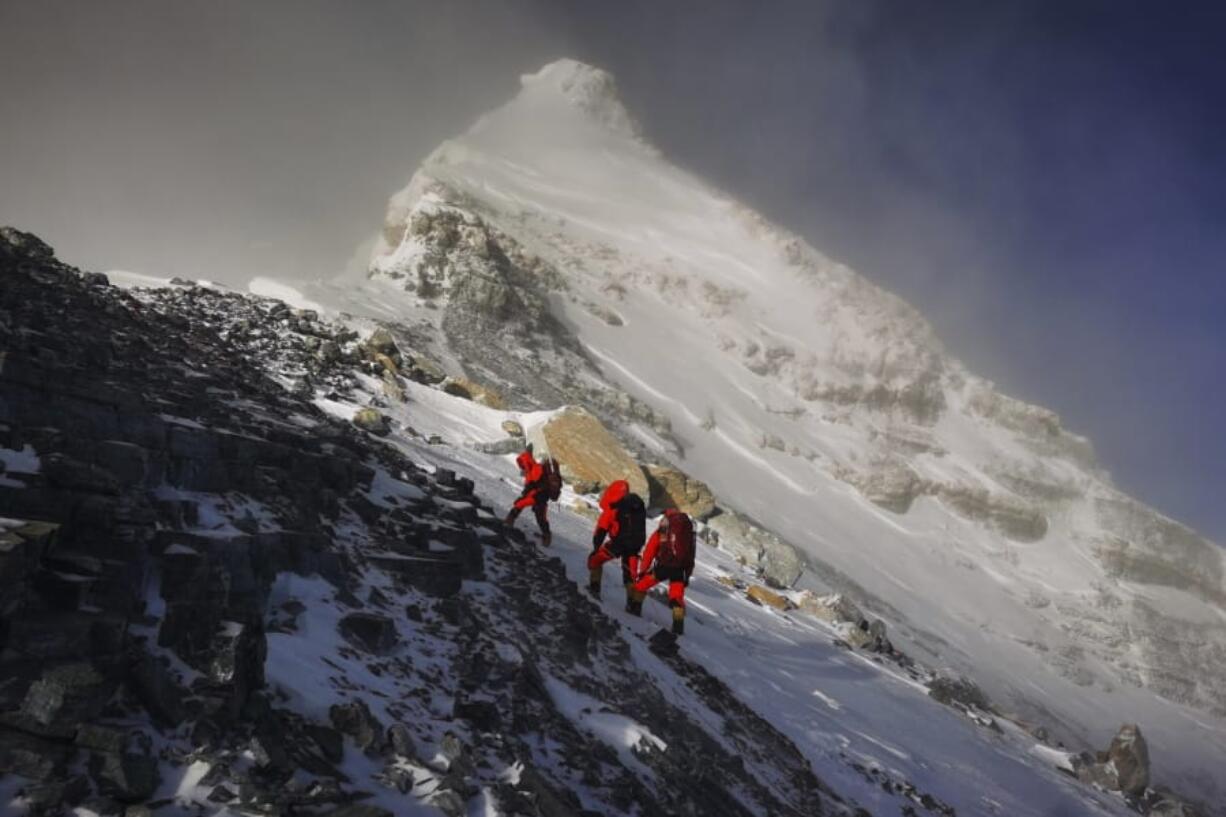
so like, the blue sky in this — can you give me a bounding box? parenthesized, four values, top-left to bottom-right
(1, 0, 1222, 539)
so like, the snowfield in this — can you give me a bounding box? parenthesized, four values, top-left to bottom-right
(295, 373, 1141, 816)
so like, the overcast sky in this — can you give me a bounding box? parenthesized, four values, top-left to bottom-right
(2, 0, 1223, 541)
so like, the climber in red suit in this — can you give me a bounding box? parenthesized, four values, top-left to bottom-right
(504, 446, 551, 546)
(586, 479, 646, 601)
(627, 508, 696, 635)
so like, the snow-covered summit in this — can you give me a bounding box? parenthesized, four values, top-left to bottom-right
(512, 58, 642, 138)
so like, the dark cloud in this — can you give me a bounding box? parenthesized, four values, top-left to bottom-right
(2, 0, 1223, 539)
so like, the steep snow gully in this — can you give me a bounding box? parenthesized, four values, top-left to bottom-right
(1, 56, 1222, 817)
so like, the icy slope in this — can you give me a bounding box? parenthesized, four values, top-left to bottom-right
(349, 59, 1226, 802)
(309, 364, 1139, 817)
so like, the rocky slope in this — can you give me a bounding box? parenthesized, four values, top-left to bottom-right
(0, 229, 854, 816)
(335, 59, 1226, 805)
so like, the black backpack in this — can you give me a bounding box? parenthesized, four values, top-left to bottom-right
(612, 493, 647, 554)
(542, 457, 563, 501)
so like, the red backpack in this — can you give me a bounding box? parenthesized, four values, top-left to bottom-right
(542, 457, 563, 501)
(659, 510, 695, 570)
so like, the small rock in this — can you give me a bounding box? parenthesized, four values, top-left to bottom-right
(746, 585, 792, 611)
(1107, 723, 1150, 796)
(928, 676, 991, 711)
(364, 327, 399, 357)
(431, 790, 468, 817)
(797, 592, 863, 624)
(381, 371, 406, 402)
(353, 408, 391, 436)
(387, 765, 415, 793)
(439, 730, 465, 765)
(648, 629, 679, 656)
(329, 699, 386, 756)
(442, 376, 505, 409)
(316, 340, 341, 363)
(306, 724, 345, 763)
(501, 420, 524, 437)
(388, 723, 416, 759)
(20, 662, 116, 737)
(90, 746, 160, 803)
(338, 612, 398, 654)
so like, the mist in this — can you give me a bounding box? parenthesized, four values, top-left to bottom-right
(2, 0, 1223, 541)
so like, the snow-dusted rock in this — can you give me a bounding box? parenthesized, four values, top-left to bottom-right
(706, 510, 804, 588)
(797, 592, 864, 625)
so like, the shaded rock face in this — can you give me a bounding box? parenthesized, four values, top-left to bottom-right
(1090, 498, 1226, 716)
(928, 677, 992, 712)
(706, 510, 804, 589)
(526, 406, 648, 497)
(1095, 497, 1226, 606)
(644, 464, 717, 519)
(834, 458, 926, 515)
(966, 386, 1096, 469)
(373, 202, 559, 329)
(797, 371, 946, 426)
(370, 183, 627, 417)
(936, 484, 1048, 542)
(833, 459, 1049, 542)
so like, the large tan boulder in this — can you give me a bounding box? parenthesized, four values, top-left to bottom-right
(526, 406, 647, 497)
(645, 464, 717, 519)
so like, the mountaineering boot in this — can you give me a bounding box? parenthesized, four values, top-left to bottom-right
(503, 509, 520, 528)
(671, 603, 685, 636)
(588, 567, 602, 598)
(540, 528, 552, 547)
(625, 588, 644, 616)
